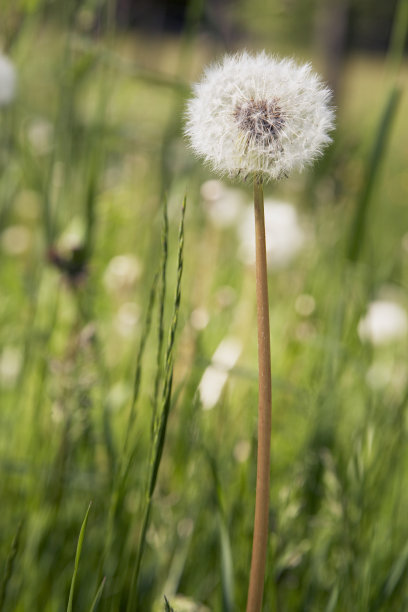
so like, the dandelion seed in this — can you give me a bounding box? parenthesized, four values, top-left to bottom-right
(185, 52, 334, 181)
(0, 54, 16, 107)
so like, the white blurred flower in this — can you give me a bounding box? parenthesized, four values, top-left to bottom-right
(190, 307, 209, 330)
(358, 301, 408, 345)
(295, 294, 316, 317)
(107, 381, 131, 410)
(104, 255, 142, 295)
(27, 118, 54, 154)
(114, 302, 140, 337)
(199, 336, 242, 410)
(0, 54, 16, 106)
(366, 361, 408, 392)
(238, 199, 305, 268)
(58, 217, 84, 252)
(1, 225, 31, 255)
(200, 180, 246, 228)
(0, 347, 22, 386)
(185, 52, 334, 181)
(234, 439, 251, 463)
(200, 179, 224, 201)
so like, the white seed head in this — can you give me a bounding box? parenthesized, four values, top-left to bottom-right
(0, 54, 17, 107)
(185, 52, 335, 181)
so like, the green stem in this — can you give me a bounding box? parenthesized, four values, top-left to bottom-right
(246, 176, 272, 612)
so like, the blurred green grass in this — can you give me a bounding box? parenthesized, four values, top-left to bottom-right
(0, 5, 408, 612)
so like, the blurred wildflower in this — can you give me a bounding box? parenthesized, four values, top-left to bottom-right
(366, 361, 407, 392)
(106, 381, 131, 411)
(1, 225, 31, 255)
(234, 439, 251, 463)
(200, 179, 224, 201)
(0, 347, 22, 387)
(358, 300, 408, 345)
(238, 199, 305, 267)
(114, 302, 140, 337)
(0, 54, 16, 106)
(215, 285, 237, 309)
(58, 217, 84, 252)
(190, 307, 209, 331)
(200, 180, 246, 228)
(199, 336, 242, 410)
(295, 294, 316, 317)
(103, 254, 142, 295)
(27, 118, 54, 155)
(185, 52, 334, 181)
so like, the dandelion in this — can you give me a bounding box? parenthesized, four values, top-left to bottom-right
(185, 51, 334, 612)
(185, 52, 334, 181)
(0, 54, 17, 107)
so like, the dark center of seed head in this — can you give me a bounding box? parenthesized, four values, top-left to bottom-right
(233, 98, 285, 144)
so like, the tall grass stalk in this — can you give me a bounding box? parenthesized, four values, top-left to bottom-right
(152, 195, 169, 432)
(127, 197, 186, 611)
(348, 0, 407, 262)
(347, 86, 401, 262)
(0, 521, 23, 612)
(67, 502, 92, 612)
(246, 176, 272, 612)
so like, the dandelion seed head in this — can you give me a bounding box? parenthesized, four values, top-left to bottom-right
(185, 52, 335, 181)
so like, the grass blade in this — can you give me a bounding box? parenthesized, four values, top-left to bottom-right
(164, 595, 175, 611)
(347, 85, 401, 262)
(0, 521, 23, 612)
(88, 576, 106, 612)
(67, 502, 92, 612)
(127, 196, 186, 611)
(152, 194, 169, 435)
(208, 453, 235, 612)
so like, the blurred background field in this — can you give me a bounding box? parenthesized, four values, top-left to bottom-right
(0, 1, 408, 610)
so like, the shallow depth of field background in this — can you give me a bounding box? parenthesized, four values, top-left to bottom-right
(0, 1, 408, 611)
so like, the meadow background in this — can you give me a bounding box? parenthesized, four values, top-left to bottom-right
(0, 0, 408, 610)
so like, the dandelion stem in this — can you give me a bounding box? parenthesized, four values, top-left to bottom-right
(246, 175, 272, 612)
